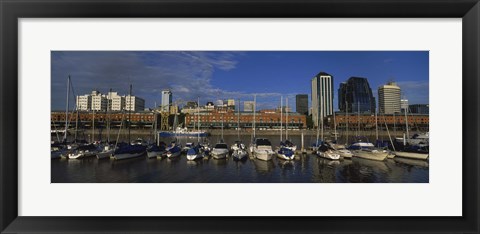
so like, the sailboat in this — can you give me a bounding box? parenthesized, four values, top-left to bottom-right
(186, 143, 203, 160)
(52, 76, 73, 159)
(147, 141, 166, 158)
(211, 115, 228, 159)
(113, 85, 147, 160)
(211, 142, 229, 159)
(326, 109, 353, 158)
(187, 98, 206, 161)
(282, 98, 297, 151)
(392, 105, 429, 160)
(231, 100, 248, 161)
(315, 94, 340, 160)
(97, 92, 115, 159)
(277, 96, 295, 160)
(348, 103, 388, 161)
(249, 95, 274, 161)
(146, 103, 167, 158)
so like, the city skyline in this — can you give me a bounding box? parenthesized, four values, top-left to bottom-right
(51, 51, 429, 111)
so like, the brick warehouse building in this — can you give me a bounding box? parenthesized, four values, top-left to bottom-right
(51, 111, 158, 129)
(326, 113, 429, 131)
(185, 109, 307, 129)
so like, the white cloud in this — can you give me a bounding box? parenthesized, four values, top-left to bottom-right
(51, 51, 265, 110)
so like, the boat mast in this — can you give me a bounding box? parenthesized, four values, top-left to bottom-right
(237, 99, 240, 141)
(92, 109, 95, 143)
(64, 75, 70, 142)
(320, 94, 323, 141)
(286, 97, 289, 140)
(375, 110, 378, 140)
(107, 89, 112, 143)
(280, 96, 283, 142)
(404, 103, 409, 145)
(153, 101, 157, 144)
(221, 112, 224, 141)
(333, 108, 337, 141)
(393, 111, 396, 137)
(357, 102, 360, 137)
(383, 114, 396, 151)
(345, 100, 348, 145)
(74, 107, 79, 141)
(128, 84, 132, 144)
(197, 97, 200, 143)
(316, 103, 319, 145)
(52, 121, 61, 142)
(253, 94, 256, 139)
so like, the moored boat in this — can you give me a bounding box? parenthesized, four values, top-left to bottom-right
(211, 142, 229, 159)
(113, 144, 146, 160)
(232, 142, 248, 161)
(186, 144, 204, 161)
(348, 142, 388, 161)
(249, 138, 275, 161)
(394, 144, 429, 160)
(97, 144, 115, 159)
(316, 142, 340, 160)
(277, 147, 295, 160)
(165, 142, 182, 159)
(68, 144, 99, 159)
(146, 142, 166, 158)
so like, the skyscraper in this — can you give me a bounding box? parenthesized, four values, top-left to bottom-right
(311, 72, 334, 127)
(161, 89, 172, 112)
(338, 77, 375, 114)
(295, 94, 308, 115)
(378, 81, 401, 114)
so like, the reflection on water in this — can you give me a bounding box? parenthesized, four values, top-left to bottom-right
(52, 135, 429, 183)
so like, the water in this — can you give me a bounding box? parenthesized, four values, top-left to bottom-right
(51, 134, 429, 183)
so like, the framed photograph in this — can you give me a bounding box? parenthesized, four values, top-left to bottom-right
(1, 0, 478, 233)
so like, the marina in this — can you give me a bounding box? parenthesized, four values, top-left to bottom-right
(51, 134, 429, 183)
(50, 51, 430, 183)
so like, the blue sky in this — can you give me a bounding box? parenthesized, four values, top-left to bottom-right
(51, 51, 428, 111)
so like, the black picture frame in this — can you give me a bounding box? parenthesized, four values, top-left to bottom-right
(1, 0, 478, 233)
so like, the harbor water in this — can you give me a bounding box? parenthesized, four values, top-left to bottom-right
(51, 134, 429, 183)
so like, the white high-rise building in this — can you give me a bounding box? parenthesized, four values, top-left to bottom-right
(108, 92, 125, 111)
(378, 82, 401, 114)
(76, 94, 91, 111)
(311, 72, 334, 127)
(125, 95, 145, 112)
(161, 89, 172, 112)
(90, 90, 108, 111)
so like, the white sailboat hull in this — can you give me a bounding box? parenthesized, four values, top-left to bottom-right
(337, 149, 353, 158)
(68, 150, 96, 159)
(254, 150, 273, 161)
(317, 150, 340, 160)
(394, 151, 429, 160)
(211, 149, 228, 159)
(352, 150, 388, 161)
